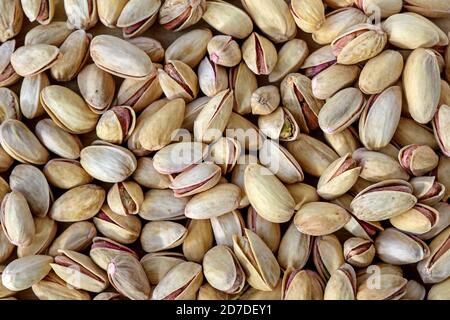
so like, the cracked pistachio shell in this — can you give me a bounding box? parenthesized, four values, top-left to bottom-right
(24, 22, 73, 46)
(43, 159, 93, 189)
(301, 45, 336, 76)
(390, 203, 439, 235)
(324, 127, 360, 157)
(0, 228, 14, 263)
(32, 271, 91, 300)
(159, 60, 198, 102)
(78, 64, 115, 114)
(350, 179, 417, 221)
(269, 39, 308, 83)
(343, 237, 375, 268)
(290, 0, 325, 33)
(165, 29, 212, 68)
(96, 106, 136, 144)
(394, 117, 438, 149)
(152, 262, 203, 300)
(211, 210, 244, 248)
(10, 164, 52, 217)
(403, 48, 441, 124)
(242, 32, 278, 75)
(229, 62, 257, 115)
(183, 219, 213, 263)
(419, 202, 450, 241)
(312, 64, 360, 100)
(313, 234, 345, 280)
(280, 73, 322, 134)
(51, 249, 108, 293)
(0, 40, 20, 88)
(185, 183, 241, 219)
(94, 205, 142, 244)
(116, 74, 162, 113)
(139, 189, 187, 221)
(331, 23, 387, 65)
(89, 237, 138, 271)
(295, 202, 351, 236)
(417, 227, 450, 283)
(170, 163, 221, 197)
(410, 176, 446, 206)
(80, 142, 137, 183)
(90, 34, 154, 80)
(312, 7, 367, 45)
(281, 268, 312, 300)
(117, 0, 161, 38)
(398, 144, 439, 176)
(133, 158, 170, 189)
(2, 255, 52, 291)
(107, 253, 151, 300)
(233, 228, 280, 291)
(382, 13, 447, 49)
(277, 222, 312, 270)
(286, 183, 319, 210)
(17, 216, 56, 258)
(203, 245, 245, 294)
(375, 228, 430, 265)
(158, 0, 206, 31)
(141, 252, 185, 285)
(317, 154, 361, 200)
(0, 191, 35, 246)
(194, 89, 233, 143)
(247, 207, 280, 253)
(40, 85, 99, 134)
(342, 210, 384, 240)
(357, 274, 408, 300)
(428, 278, 450, 300)
(0, 120, 49, 165)
(286, 134, 339, 177)
(141, 221, 187, 253)
(231, 154, 258, 208)
(208, 137, 240, 174)
(137, 98, 185, 152)
(127, 37, 164, 62)
(50, 29, 91, 82)
(433, 104, 450, 157)
(182, 96, 210, 131)
(359, 50, 404, 95)
(64, 0, 98, 30)
(35, 119, 82, 160)
(107, 181, 143, 216)
(21, 0, 55, 25)
(198, 57, 228, 97)
(49, 184, 105, 222)
(153, 141, 207, 175)
(11, 44, 61, 77)
(202, 1, 252, 39)
(208, 35, 241, 67)
(404, 0, 450, 18)
(324, 263, 357, 300)
(244, 164, 295, 223)
(0, 0, 23, 42)
(353, 148, 409, 182)
(48, 221, 96, 256)
(0, 88, 20, 123)
(241, 0, 296, 43)
(359, 86, 402, 150)
(97, 0, 128, 27)
(258, 139, 304, 184)
(319, 87, 365, 134)
(258, 107, 300, 142)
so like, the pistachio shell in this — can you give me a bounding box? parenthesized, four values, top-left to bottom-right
(141, 221, 187, 253)
(48, 221, 96, 256)
(182, 219, 214, 263)
(2, 255, 52, 291)
(165, 29, 212, 68)
(11, 44, 61, 77)
(116, 0, 161, 38)
(43, 159, 93, 189)
(19, 73, 49, 119)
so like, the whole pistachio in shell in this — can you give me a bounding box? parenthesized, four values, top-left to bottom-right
(197, 57, 228, 98)
(251, 85, 280, 116)
(242, 32, 278, 75)
(182, 219, 214, 263)
(432, 104, 450, 157)
(208, 35, 241, 68)
(390, 203, 440, 235)
(140, 252, 185, 286)
(313, 234, 345, 281)
(24, 21, 72, 46)
(169, 163, 221, 197)
(203, 245, 245, 294)
(269, 39, 309, 83)
(417, 227, 450, 283)
(139, 189, 188, 221)
(277, 222, 312, 270)
(281, 268, 313, 300)
(153, 141, 207, 175)
(0, 88, 20, 124)
(17, 216, 56, 258)
(64, 0, 98, 30)
(290, 0, 325, 33)
(96, 0, 128, 28)
(133, 157, 171, 189)
(410, 176, 446, 206)
(89, 237, 139, 271)
(398, 144, 439, 176)
(141, 221, 187, 253)
(247, 206, 280, 253)
(48, 221, 96, 256)
(127, 37, 164, 63)
(96, 106, 136, 144)
(107, 181, 143, 216)
(19, 73, 48, 120)
(428, 278, 450, 300)
(2, 255, 52, 292)
(11, 44, 61, 77)
(210, 210, 245, 248)
(229, 61, 257, 115)
(0, 0, 23, 42)
(43, 159, 93, 190)
(394, 117, 438, 150)
(343, 237, 375, 268)
(0, 40, 20, 88)
(158, 0, 206, 31)
(324, 263, 357, 300)
(116, 0, 161, 38)
(357, 274, 407, 300)
(159, 59, 199, 102)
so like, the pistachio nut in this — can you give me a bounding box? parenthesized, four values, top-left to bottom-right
(96, 106, 136, 144)
(313, 234, 345, 281)
(210, 210, 245, 248)
(242, 32, 278, 75)
(96, 0, 128, 28)
(432, 104, 450, 157)
(133, 157, 170, 190)
(153, 141, 207, 175)
(107, 181, 143, 216)
(139, 189, 188, 221)
(127, 37, 164, 62)
(169, 163, 221, 197)
(343, 237, 375, 268)
(286, 183, 320, 210)
(49, 184, 105, 222)
(281, 268, 312, 300)
(158, 0, 206, 32)
(410, 176, 446, 206)
(140, 252, 185, 285)
(48, 221, 96, 256)
(398, 144, 439, 176)
(246, 206, 280, 253)
(394, 117, 438, 150)
(350, 179, 417, 221)
(0, 88, 20, 124)
(251, 86, 280, 116)
(207, 35, 241, 68)
(19, 73, 47, 119)
(417, 227, 450, 283)
(32, 271, 91, 300)
(231, 154, 258, 208)
(324, 263, 357, 300)
(277, 222, 312, 270)
(208, 137, 240, 174)
(158, 60, 198, 102)
(324, 127, 360, 157)
(233, 228, 280, 291)
(356, 263, 404, 288)
(391, 203, 439, 235)
(229, 61, 257, 115)
(198, 57, 228, 97)
(269, 39, 309, 83)
(343, 210, 384, 240)
(312, 64, 360, 100)
(116, 0, 161, 38)
(43, 159, 93, 190)
(0, 228, 14, 264)
(64, 0, 98, 30)
(290, 0, 325, 33)
(11, 44, 61, 77)
(0, 0, 23, 42)
(141, 221, 187, 253)
(428, 278, 450, 300)
(182, 219, 214, 263)
(90, 237, 138, 270)
(182, 96, 210, 131)
(420, 202, 450, 241)
(2, 255, 52, 291)
(24, 21, 72, 46)
(357, 273, 407, 300)
(18, 216, 56, 258)
(0, 40, 20, 88)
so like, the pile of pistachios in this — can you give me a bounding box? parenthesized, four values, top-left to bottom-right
(0, 0, 449, 301)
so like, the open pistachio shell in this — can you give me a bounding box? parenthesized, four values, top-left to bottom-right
(90, 237, 138, 270)
(11, 44, 61, 77)
(313, 234, 344, 281)
(324, 263, 356, 300)
(96, 106, 136, 145)
(116, 75, 162, 113)
(170, 163, 221, 197)
(117, 0, 161, 38)
(48, 221, 96, 256)
(141, 221, 187, 253)
(64, 0, 98, 30)
(0, 40, 20, 88)
(432, 104, 450, 157)
(417, 227, 450, 283)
